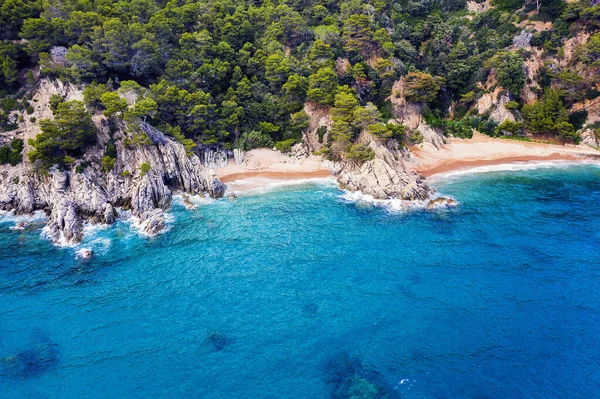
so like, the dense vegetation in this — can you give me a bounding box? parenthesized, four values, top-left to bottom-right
(0, 0, 599, 166)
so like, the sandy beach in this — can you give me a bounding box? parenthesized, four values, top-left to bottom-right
(215, 134, 600, 191)
(411, 133, 600, 177)
(215, 149, 332, 190)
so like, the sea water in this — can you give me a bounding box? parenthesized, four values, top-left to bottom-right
(1, 164, 600, 398)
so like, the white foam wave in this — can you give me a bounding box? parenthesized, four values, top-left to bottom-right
(172, 193, 215, 209)
(226, 176, 338, 196)
(339, 190, 430, 213)
(429, 160, 600, 181)
(0, 210, 47, 228)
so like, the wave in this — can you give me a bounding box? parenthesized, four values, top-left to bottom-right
(226, 176, 338, 196)
(339, 190, 433, 213)
(429, 160, 600, 182)
(0, 210, 48, 229)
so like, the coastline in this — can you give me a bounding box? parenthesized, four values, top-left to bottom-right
(215, 148, 332, 190)
(411, 133, 600, 178)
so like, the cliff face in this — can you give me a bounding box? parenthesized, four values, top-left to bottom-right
(0, 82, 225, 246)
(0, 130, 225, 246)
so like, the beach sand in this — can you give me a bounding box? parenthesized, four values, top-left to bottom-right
(411, 133, 600, 177)
(215, 135, 600, 191)
(215, 148, 332, 190)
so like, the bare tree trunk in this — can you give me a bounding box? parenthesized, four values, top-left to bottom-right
(536, 0, 541, 14)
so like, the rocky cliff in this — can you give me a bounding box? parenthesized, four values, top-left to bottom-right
(0, 81, 225, 246)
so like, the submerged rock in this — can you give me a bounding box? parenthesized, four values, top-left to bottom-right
(426, 197, 458, 209)
(1, 332, 59, 379)
(76, 248, 93, 259)
(206, 332, 233, 352)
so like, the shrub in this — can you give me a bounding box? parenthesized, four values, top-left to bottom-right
(0, 138, 24, 165)
(75, 165, 84, 174)
(495, 120, 523, 136)
(505, 101, 520, 110)
(140, 162, 151, 176)
(446, 120, 473, 139)
(275, 139, 296, 153)
(102, 155, 116, 172)
(345, 143, 375, 163)
(28, 101, 97, 168)
(317, 126, 327, 143)
(404, 72, 443, 103)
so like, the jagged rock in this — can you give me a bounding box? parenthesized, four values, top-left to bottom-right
(426, 197, 458, 209)
(327, 134, 430, 201)
(513, 30, 532, 48)
(76, 248, 93, 259)
(45, 199, 84, 245)
(227, 192, 237, 199)
(417, 123, 446, 149)
(490, 94, 516, 124)
(0, 118, 224, 245)
(581, 128, 600, 148)
(233, 149, 245, 165)
(137, 208, 166, 235)
(198, 147, 229, 168)
(205, 171, 226, 199)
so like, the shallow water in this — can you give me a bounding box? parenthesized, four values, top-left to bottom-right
(1, 164, 600, 398)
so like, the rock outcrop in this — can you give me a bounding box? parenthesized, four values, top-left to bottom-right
(326, 132, 430, 201)
(0, 119, 225, 246)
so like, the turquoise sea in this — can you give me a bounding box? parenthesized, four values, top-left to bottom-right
(1, 163, 600, 398)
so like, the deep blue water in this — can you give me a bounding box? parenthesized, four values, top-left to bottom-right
(1, 164, 600, 398)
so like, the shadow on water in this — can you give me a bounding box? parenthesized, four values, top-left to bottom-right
(324, 352, 399, 399)
(0, 330, 59, 379)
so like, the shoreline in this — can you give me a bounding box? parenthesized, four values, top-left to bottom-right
(219, 169, 331, 183)
(412, 133, 600, 178)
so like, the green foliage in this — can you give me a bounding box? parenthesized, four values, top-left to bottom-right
(495, 120, 523, 136)
(307, 67, 338, 106)
(522, 89, 579, 143)
(274, 139, 296, 153)
(446, 120, 473, 139)
(169, 125, 196, 156)
(102, 155, 115, 172)
(0, 0, 595, 158)
(100, 92, 128, 118)
(486, 52, 526, 95)
(140, 162, 151, 176)
(28, 101, 96, 167)
(404, 72, 442, 103)
(345, 143, 375, 163)
(0, 138, 23, 165)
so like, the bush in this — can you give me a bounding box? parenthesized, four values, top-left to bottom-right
(495, 120, 523, 136)
(274, 139, 296, 153)
(102, 155, 116, 172)
(28, 101, 96, 168)
(404, 72, 442, 103)
(345, 144, 375, 163)
(0, 138, 24, 165)
(317, 126, 327, 143)
(446, 120, 473, 139)
(140, 162, 151, 176)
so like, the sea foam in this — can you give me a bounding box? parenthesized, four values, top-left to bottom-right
(226, 176, 337, 197)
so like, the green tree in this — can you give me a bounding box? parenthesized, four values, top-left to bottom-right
(404, 72, 442, 103)
(307, 67, 338, 106)
(29, 101, 96, 167)
(486, 52, 526, 95)
(100, 92, 128, 118)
